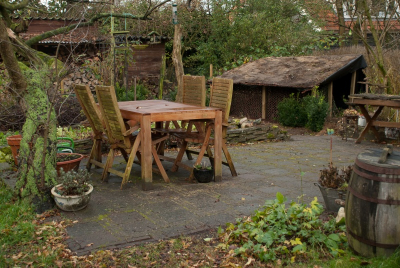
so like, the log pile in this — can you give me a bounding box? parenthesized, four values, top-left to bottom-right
(62, 68, 101, 92)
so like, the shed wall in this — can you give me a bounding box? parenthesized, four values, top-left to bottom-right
(231, 85, 262, 119)
(231, 85, 298, 121)
(128, 43, 165, 81)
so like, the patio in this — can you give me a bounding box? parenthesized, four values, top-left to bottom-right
(2, 134, 382, 255)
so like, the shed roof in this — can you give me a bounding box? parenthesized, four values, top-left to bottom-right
(218, 54, 367, 89)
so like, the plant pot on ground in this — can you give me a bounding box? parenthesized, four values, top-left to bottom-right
(315, 162, 352, 213)
(51, 169, 93, 211)
(56, 153, 84, 176)
(6, 134, 22, 165)
(193, 162, 214, 183)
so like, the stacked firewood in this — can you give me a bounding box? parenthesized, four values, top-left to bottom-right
(62, 69, 101, 92)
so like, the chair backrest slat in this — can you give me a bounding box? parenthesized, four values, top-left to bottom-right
(95, 85, 128, 143)
(74, 84, 104, 136)
(210, 77, 233, 125)
(182, 75, 206, 107)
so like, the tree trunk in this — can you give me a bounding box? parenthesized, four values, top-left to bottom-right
(335, 0, 345, 46)
(361, 0, 390, 92)
(172, 24, 184, 102)
(1, 17, 57, 211)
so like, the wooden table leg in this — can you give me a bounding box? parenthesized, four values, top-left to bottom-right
(356, 105, 383, 144)
(141, 115, 153, 190)
(214, 110, 222, 182)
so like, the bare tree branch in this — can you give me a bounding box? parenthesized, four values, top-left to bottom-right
(0, 0, 30, 11)
(25, 12, 151, 46)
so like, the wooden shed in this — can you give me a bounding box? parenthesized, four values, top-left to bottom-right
(16, 17, 169, 82)
(217, 54, 367, 121)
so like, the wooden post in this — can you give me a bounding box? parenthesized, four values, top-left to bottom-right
(172, 24, 184, 103)
(262, 86, 266, 119)
(134, 77, 137, 101)
(350, 71, 356, 103)
(210, 64, 213, 78)
(328, 82, 333, 117)
(159, 55, 166, 100)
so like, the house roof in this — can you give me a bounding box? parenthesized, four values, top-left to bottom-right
(217, 54, 367, 89)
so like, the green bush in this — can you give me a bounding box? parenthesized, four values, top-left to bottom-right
(115, 82, 149, 101)
(277, 93, 307, 127)
(277, 93, 328, 132)
(303, 95, 329, 132)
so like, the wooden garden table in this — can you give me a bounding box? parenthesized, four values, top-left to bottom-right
(118, 100, 223, 190)
(348, 94, 400, 144)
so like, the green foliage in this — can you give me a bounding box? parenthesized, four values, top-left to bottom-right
(0, 182, 36, 260)
(115, 82, 149, 101)
(193, 162, 212, 170)
(302, 95, 329, 132)
(0, 131, 19, 146)
(277, 92, 329, 132)
(55, 169, 91, 196)
(218, 193, 347, 265)
(277, 94, 307, 127)
(56, 126, 92, 140)
(194, 0, 329, 74)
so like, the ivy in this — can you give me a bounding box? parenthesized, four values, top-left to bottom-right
(218, 193, 347, 265)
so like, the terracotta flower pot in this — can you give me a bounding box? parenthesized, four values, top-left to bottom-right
(56, 153, 84, 176)
(6, 135, 22, 165)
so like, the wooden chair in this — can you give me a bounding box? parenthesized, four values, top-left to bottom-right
(154, 75, 206, 133)
(74, 84, 107, 171)
(95, 85, 170, 189)
(154, 75, 206, 158)
(171, 77, 237, 177)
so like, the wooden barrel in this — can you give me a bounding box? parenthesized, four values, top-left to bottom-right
(345, 148, 400, 257)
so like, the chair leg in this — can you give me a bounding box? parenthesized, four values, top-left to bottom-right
(121, 134, 142, 189)
(171, 140, 188, 172)
(86, 140, 97, 171)
(102, 148, 116, 182)
(188, 124, 213, 180)
(152, 146, 170, 183)
(120, 149, 129, 162)
(95, 139, 103, 166)
(206, 146, 214, 168)
(222, 142, 237, 177)
(185, 149, 193, 160)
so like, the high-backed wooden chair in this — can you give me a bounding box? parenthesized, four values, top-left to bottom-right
(155, 75, 206, 132)
(74, 84, 106, 171)
(171, 77, 237, 177)
(95, 85, 170, 188)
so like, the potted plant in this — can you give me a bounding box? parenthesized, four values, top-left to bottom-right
(193, 162, 214, 183)
(51, 168, 93, 211)
(56, 153, 84, 176)
(315, 162, 352, 213)
(6, 134, 22, 165)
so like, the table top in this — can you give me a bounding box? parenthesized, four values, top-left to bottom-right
(118, 100, 219, 115)
(348, 94, 400, 109)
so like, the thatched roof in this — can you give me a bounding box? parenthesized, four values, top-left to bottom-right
(218, 54, 367, 89)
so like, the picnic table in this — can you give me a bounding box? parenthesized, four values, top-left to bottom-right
(348, 94, 400, 144)
(118, 100, 223, 190)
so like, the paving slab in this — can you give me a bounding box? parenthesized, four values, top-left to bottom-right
(1, 135, 388, 255)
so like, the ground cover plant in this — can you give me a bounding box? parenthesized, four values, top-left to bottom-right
(218, 193, 347, 265)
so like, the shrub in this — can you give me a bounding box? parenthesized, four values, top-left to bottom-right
(277, 93, 307, 127)
(303, 95, 329, 132)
